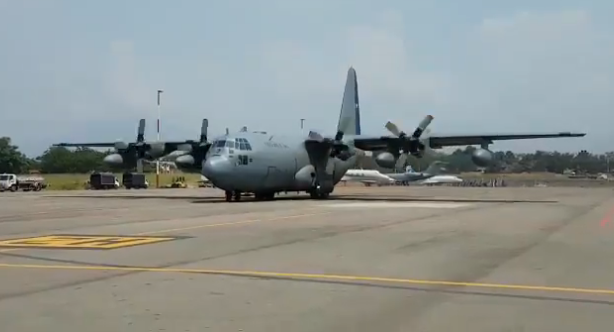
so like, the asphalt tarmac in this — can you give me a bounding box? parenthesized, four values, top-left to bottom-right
(1, 186, 613, 331)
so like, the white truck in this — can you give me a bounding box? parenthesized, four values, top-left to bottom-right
(0, 173, 47, 192)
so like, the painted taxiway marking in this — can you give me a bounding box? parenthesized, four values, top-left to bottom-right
(0, 211, 331, 252)
(0, 262, 613, 296)
(321, 202, 471, 209)
(0, 235, 182, 250)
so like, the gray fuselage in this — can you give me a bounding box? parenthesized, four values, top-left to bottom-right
(202, 132, 358, 194)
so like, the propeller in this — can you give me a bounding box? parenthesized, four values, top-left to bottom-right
(199, 118, 211, 155)
(384, 115, 434, 159)
(175, 118, 212, 168)
(111, 119, 148, 172)
(328, 116, 353, 160)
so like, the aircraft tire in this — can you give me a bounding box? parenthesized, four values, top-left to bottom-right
(225, 191, 233, 202)
(309, 190, 330, 200)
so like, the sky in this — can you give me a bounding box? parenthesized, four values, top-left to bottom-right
(0, 0, 613, 157)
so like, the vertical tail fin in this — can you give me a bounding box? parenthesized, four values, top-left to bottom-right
(337, 67, 361, 136)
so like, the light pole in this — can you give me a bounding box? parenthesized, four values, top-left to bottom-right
(156, 89, 163, 188)
(300, 118, 305, 130)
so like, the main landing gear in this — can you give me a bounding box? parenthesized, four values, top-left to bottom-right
(225, 191, 275, 202)
(225, 191, 242, 202)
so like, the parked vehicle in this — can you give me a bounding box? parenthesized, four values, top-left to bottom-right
(0, 173, 47, 192)
(89, 172, 120, 190)
(122, 172, 149, 189)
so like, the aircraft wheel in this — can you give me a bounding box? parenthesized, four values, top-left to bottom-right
(309, 190, 330, 200)
(225, 191, 233, 202)
(233, 191, 242, 202)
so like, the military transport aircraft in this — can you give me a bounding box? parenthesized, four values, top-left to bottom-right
(199, 67, 586, 202)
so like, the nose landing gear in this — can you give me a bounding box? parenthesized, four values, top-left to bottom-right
(309, 185, 331, 199)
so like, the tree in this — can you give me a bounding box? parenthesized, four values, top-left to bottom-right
(0, 137, 29, 174)
(38, 147, 110, 173)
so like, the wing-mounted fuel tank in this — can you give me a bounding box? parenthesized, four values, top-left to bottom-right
(471, 147, 494, 167)
(375, 152, 396, 169)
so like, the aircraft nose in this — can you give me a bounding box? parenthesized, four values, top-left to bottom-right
(202, 156, 232, 180)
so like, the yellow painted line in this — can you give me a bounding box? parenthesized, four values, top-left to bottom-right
(0, 262, 613, 296)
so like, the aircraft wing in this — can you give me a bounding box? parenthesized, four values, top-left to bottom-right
(53, 141, 194, 148)
(352, 132, 586, 150)
(54, 142, 116, 147)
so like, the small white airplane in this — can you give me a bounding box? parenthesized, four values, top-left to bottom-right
(341, 169, 395, 186)
(419, 175, 463, 185)
(341, 161, 450, 186)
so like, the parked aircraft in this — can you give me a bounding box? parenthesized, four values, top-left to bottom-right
(341, 169, 395, 186)
(419, 175, 463, 185)
(200, 67, 586, 202)
(342, 162, 447, 186)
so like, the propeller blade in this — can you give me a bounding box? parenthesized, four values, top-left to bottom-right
(385, 121, 402, 137)
(411, 115, 434, 139)
(307, 131, 324, 141)
(200, 119, 208, 143)
(137, 119, 146, 143)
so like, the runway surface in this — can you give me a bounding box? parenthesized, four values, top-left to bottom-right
(1, 186, 614, 331)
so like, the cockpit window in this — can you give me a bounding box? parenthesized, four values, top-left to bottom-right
(224, 140, 235, 148)
(236, 138, 252, 151)
(213, 140, 226, 148)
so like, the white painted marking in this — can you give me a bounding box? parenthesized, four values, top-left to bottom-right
(321, 202, 471, 209)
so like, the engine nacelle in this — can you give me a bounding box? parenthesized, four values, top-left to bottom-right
(471, 148, 493, 167)
(294, 165, 316, 190)
(103, 153, 123, 165)
(175, 154, 195, 166)
(148, 142, 166, 158)
(375, 152, 396, 169)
